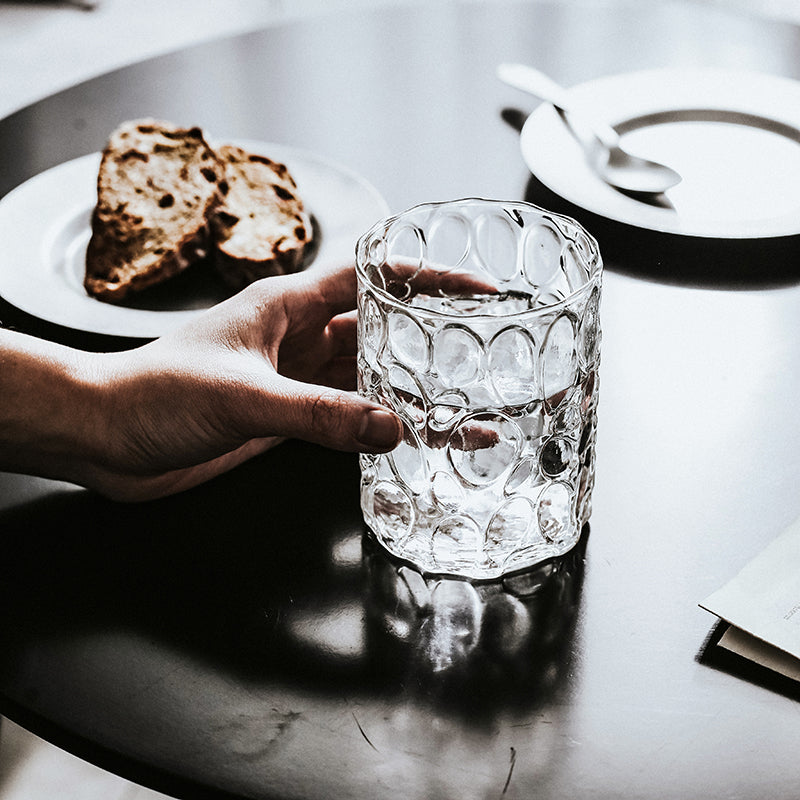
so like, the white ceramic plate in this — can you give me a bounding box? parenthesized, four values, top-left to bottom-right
(0, 141, 389, 338)
(520, 68, 800, 240)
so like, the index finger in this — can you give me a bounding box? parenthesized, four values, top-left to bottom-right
(283, 261, 359, 325)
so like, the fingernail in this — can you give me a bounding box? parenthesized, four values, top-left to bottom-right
(358, 410, 401, 451)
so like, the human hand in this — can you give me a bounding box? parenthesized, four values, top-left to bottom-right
(76, 263, 401, 500)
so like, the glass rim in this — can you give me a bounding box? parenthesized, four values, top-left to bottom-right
(355, 197, 603, 322)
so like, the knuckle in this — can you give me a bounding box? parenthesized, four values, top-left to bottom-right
(309, 390, 349, 437)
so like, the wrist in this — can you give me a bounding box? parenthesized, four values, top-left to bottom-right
(0, 329, 111, 486)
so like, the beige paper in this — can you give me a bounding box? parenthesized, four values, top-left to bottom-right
(700, 515, 800, 663)
(718, 625, 800, 683)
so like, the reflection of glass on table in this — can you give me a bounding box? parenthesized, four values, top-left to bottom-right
(362, 527, 588, 716)
(356, 199, 603, 579)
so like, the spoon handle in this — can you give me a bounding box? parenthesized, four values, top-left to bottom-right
(496, 63, 620, 149)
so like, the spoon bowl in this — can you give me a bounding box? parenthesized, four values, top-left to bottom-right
(497, 63, 682, 195)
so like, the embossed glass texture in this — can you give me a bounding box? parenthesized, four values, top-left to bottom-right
(356, 199, 602, 579)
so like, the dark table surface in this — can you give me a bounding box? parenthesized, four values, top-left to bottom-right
(2, 1, 800, 798)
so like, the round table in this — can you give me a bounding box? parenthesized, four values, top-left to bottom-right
(1, 2, 800, 798)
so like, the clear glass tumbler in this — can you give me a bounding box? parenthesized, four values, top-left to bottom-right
(356, 199, 602, 579)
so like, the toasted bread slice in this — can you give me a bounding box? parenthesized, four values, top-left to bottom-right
(210, 144, 313, 290)
(84, 119, 224, 303)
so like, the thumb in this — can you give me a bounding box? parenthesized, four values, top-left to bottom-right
(259, 376, 403, 453)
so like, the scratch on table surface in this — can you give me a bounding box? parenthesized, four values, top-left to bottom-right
(352, 712, 379, 752)
(271, 709, 302, 743)
(501, 746, 517, 796)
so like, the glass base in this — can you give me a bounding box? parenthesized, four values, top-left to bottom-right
(364, 519, 587, 582)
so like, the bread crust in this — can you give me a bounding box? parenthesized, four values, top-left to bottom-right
(84, 119, 224, 303)
(210, 144, 313, 291)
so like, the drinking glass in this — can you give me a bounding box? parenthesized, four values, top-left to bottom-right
(356, 198, 602, 579)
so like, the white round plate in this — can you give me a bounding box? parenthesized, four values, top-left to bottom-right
(0, 142, 389, 338)
(520, 68, 800, 240)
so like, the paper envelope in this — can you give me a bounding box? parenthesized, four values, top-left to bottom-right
(700, 516, 800, 674)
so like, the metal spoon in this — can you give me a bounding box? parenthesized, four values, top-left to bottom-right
(497, 63, 682, 195)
